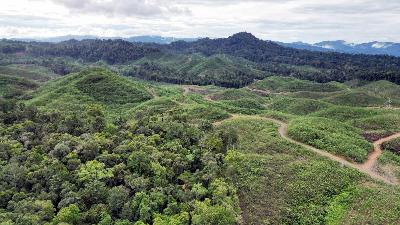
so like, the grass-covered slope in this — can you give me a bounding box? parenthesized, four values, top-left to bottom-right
(0, 64, 58, 99)
(250, 76, 346, 93)
(29, 68, 152, 114)
(222, 117, 400, 225)
(287, 117, 372, 162)
(269, 97, 332, 115)
(208, 88, 262, 101)
(359, 80, 400, 99)
(323, 91, 392, 107)
(0, 64, 57, 83)
(0, 74, 38, 99)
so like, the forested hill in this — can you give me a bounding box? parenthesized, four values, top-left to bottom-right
(166, 32, 400, 84)
(1, 39, 161, 64)
(2, 32, 400, 85)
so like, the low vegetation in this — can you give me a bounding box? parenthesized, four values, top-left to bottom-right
(323, 91, 393, 107)
(28, 68, 153, 117)
(383, 138, 400, 154)
(250, 76, 346, 93)
(287, 117, 372, 162)
(269, 97, 331, 115)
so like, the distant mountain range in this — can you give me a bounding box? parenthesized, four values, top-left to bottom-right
(277, 40, 400, 57)
(9, 35, 400, 57)
(3, 32, 400, 86)
(11, 35, 199, 44)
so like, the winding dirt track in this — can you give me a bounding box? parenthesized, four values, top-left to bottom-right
(213, 114, 400, 185)
(182, 86, 400, 185)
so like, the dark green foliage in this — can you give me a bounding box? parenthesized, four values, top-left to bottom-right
(168, 32, 400, 85)
(122, 54, 267, 88)
(0, 40, 26, 54)
(3, 33, 400, 87)
(383, 138, 400, 154)
(29, 39, 160, 64)
(0, 98, 240, 224)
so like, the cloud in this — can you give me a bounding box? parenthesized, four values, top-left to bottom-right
(2, 0, 400, 42)
(296, 0, 400, 14)
(50, 0, 190, 17)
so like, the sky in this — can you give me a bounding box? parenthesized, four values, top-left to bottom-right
(1, 0, 400, 43)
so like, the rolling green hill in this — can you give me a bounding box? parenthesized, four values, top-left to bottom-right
(28, 68, 153, 115)
(250, 76, 346, 93)
(0, 74, 38, 99)
(120, 54, 267, 87)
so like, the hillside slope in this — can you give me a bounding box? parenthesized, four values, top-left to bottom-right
(121, 54, 268, 87)
(166, 32, 400, 84)
(29, 68, 153, 113)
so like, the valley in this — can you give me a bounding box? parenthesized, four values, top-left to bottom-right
(1, 33, 400, 224)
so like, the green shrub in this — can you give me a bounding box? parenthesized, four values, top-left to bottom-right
(210, 88, 262, 101)
(288, 117, 372, 162)
(311, 106, 378, 122)
(351, 114, 400, 131)
(251, 76, 346, 93)
(323, 91, 388, 107)
(383, 138, 400, 154)
(269, 97, 331, 115)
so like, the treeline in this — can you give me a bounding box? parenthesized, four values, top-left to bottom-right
(0, 40, 26, 54)
(2, 32, 400, 86)
(0, 39, 160, 65)
(121, 62, 259, 88)
(28, 39, 161, 64)
(167, 32, 400, 84)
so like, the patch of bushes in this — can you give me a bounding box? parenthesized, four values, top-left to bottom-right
(288, 117, 372, 162)
(323, 91, 389, 107)
(269, 97, 331, 115)
(251, 76, 346, 93)
(383, 138, 400, 154)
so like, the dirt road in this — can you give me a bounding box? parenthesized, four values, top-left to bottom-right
(213, 114, 400, 185)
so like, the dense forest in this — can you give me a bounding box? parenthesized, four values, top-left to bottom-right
(1, 32, 400, 87)
(0, 69, 241, 224)
(167, 33, 400, 84)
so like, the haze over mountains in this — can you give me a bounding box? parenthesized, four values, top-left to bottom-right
(10, 35, 199, 44)
(279, 40, 400, 57)
(8, 34, 400, 57)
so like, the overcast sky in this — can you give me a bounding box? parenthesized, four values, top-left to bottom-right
(1, 0, 400, 43)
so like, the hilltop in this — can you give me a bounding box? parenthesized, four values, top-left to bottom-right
(2, 32, 400, 87)
(29, 68, 153, 114)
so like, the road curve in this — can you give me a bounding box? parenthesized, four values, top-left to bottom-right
(214, 114, 400, 185)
